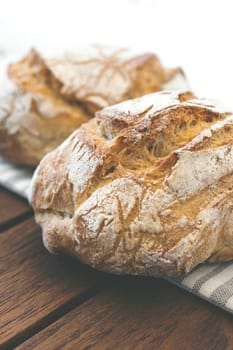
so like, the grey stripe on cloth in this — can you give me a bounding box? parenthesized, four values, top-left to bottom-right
(1, 156, 233, 315)
(178, 263, 220, 286)
(192, 263, 231, 292)
(210, 277, 233, 306)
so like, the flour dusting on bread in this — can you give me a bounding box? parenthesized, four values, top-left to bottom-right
(30, 90, 233, 277)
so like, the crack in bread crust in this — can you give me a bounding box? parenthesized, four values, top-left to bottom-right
(31, 90, 233, 277)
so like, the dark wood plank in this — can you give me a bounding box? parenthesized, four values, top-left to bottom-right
(0, 188, 32, 230)
(17, 277, 233, 350)
(0, 218, 105, 349)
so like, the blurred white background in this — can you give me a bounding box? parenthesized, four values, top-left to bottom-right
(0, 0, 232, 106)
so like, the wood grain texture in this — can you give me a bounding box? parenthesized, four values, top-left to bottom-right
(0, 187, 32, 230)
(1, 191, 233, 350)
(17, 277, 233, 350)
(0, 217, 105, 349)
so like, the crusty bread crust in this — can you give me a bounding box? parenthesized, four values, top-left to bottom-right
(0, 50, 89, 165)
(0, 46, 188, 166)
(30, 90, 233, 277)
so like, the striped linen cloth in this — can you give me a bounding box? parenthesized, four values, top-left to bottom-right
(1, 157, 233, 313)
(0, 157, 32, 198)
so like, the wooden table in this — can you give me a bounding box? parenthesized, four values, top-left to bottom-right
(1, 187, 233, 350)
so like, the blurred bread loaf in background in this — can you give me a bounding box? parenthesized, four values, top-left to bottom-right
(0, 45, 188, 166)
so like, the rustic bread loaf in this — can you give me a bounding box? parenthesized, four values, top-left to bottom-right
(30, 90, 233, 277)
(0, 46, 188, 166)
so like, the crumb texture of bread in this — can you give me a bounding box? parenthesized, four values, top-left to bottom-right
(30, 90, 233, 277)
(0, 46, 188, 166)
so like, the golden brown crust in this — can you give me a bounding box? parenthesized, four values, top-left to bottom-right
(30, 90, 233, 277)
(0, 87, 89, 165)
(1, 46, 188, 166)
